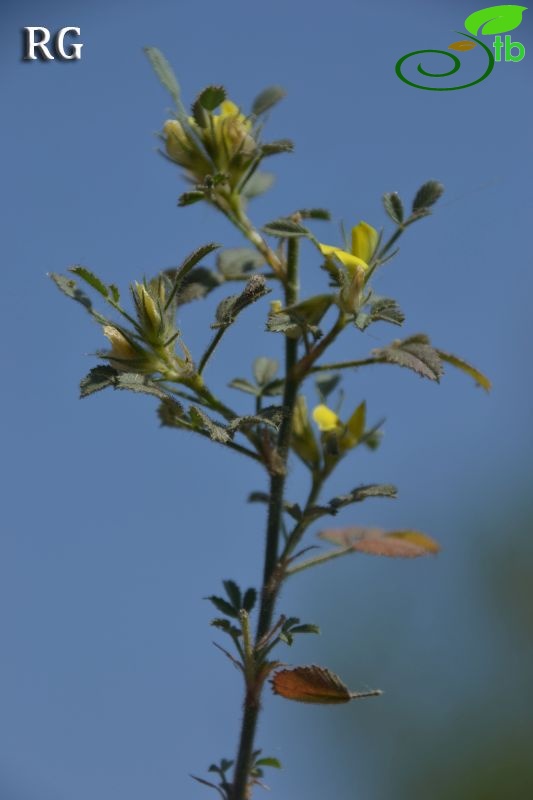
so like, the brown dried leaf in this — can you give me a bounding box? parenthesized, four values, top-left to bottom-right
(319, 526, 440, 558)
(271, 665, 382, 704)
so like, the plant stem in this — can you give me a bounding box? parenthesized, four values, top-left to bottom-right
(231, 237, 300, 800)
(198, 327, 226, 375)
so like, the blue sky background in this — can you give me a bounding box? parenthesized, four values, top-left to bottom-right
(1, 1, 532, 798)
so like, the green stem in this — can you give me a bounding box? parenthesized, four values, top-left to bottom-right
(309, 357, 378, 373)
(285, 547, 352, 576)
(198, 327, 226, 375)
(231, 237, 300, 800)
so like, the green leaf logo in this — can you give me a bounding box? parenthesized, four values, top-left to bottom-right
(464, 4, 527, 36)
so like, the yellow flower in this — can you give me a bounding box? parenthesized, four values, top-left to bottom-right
(211, 100, 256, 165)
(318, 221, 378, 275)
(318, 222, 378, 314)
(312, 404, 341, 432)
(312, 402, 366, 454)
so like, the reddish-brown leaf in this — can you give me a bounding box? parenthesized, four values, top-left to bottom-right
(271, 665, 382, 704)
(319, 526, 440, 558)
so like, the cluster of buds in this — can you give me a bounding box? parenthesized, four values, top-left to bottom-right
(163, 92, 259, 192)
(100, 275, 194, 381)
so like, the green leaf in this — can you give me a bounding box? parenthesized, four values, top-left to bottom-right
(207, 595, 239, 618)
(228, 378, 260, 396)
(143, 47, 182, 109)
(190, 407, 231, 443)
(315, 373, 341, 402)
(241, 171, 275, 199)
(261, 139, 294, 157)
(217, 248, 265, 279)
(262, 219, 309, 238)
(165, 243, 220, 308)
(253, 357, 279, 386)
(248, 492, 302, 520)
(223, 579, 242, 610)
(255, 757, 282, 769)
(69, 266, 111, 300)
(372, 334, 443, 381)
(79, 365, 118, 397)
(226, 406, 285, 434)
(328, 483, 398, 511)
(251, 85, 286, 116)
(267, 295, 334, 339)
(112, 373, 185, 405)
(212, 275, 270, 329)
(242, 588, 257, 612)
(196, 85, 226, 111)
(290, 623, 320, 635)
(436, 350, 491, 392)
(464, 4, 526, 35)
(211, 618, 241, 637)
(177, 190, 205, 206)
(355, 294, 405, 331)
(412, 180, 444, 213)
(165, 266, 222, 305)
(262, 378, 285, 397)
(49, 272, 107, 323)
(383, 192, 404, 225)
(296, 208, 331, 221)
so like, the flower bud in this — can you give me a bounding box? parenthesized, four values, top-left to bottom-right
(163, 120, 193, 167)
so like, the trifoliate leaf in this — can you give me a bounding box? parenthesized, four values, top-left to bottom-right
(251, 85, 286, 116)
(271, 665, 382, 704)
(372, 334, 443, 381)
(412, 180, 444, 212)
(207, 595, 239, 618)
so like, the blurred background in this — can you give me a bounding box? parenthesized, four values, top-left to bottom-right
(1, 0, 532, 798)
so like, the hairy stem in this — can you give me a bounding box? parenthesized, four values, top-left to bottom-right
(231, 237, 300, 800)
